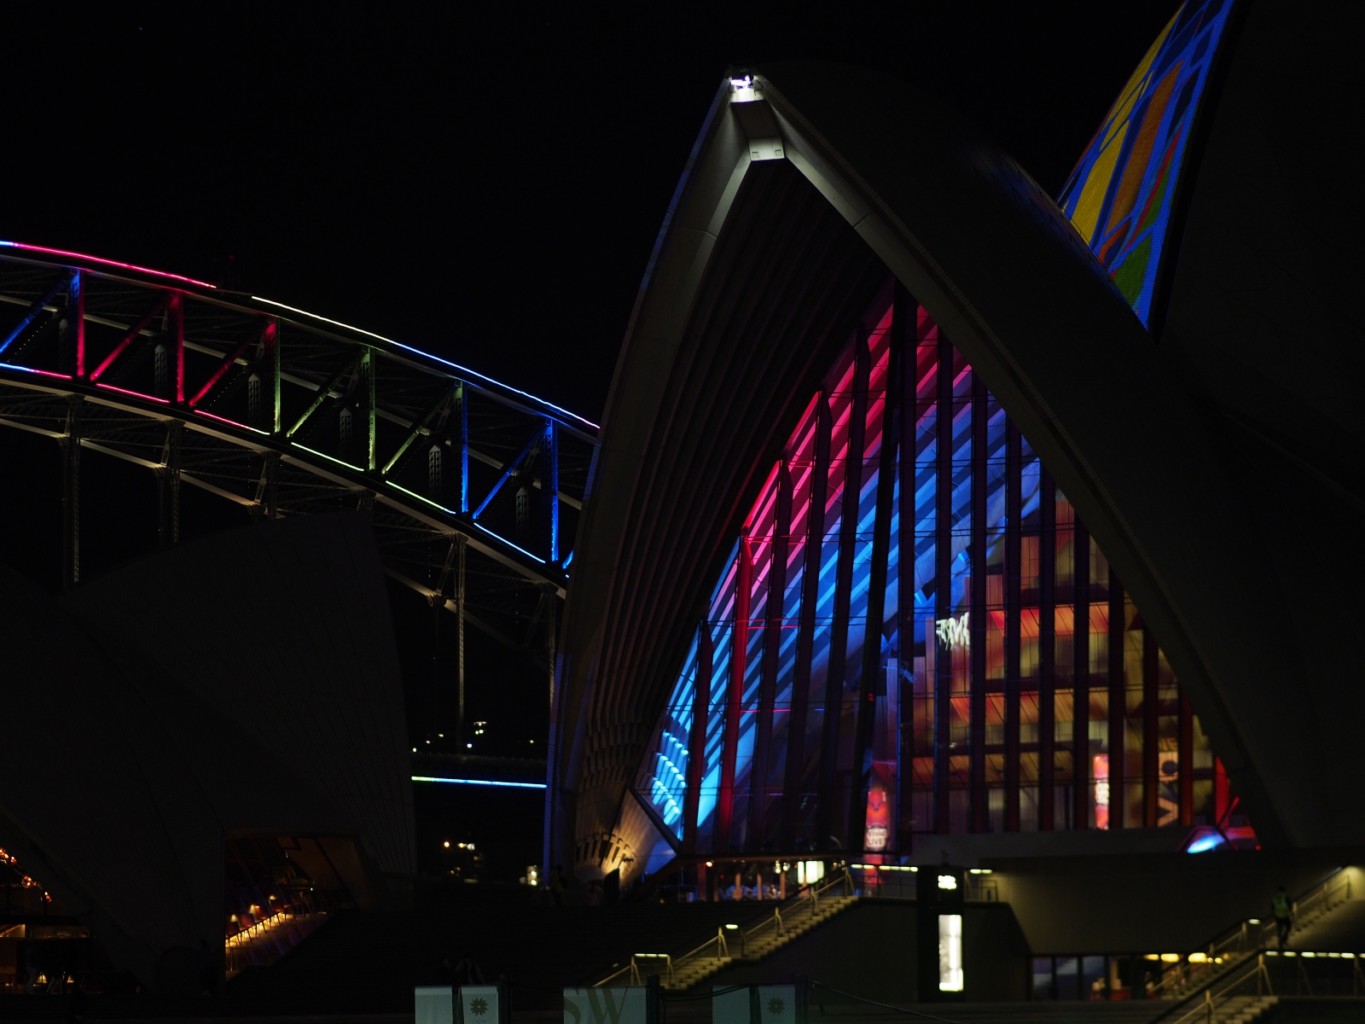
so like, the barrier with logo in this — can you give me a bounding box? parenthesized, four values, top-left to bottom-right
(563, 984, 653, 1024)
(413, 982, 507, 1024)
(713, 984, 801, 1024)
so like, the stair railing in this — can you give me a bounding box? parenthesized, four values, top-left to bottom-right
(741, 906, 787, 951)
(594, 961, 635, 988)
(1219, 868, 1347, 957)
(738, 866, 854, 953)
(626, 953, 672, 986)
(1288, 869, 1352, 932)
(601, 864, 858, 989)
(590, 865, 858, 990)
(1153, 952, 1274, 1024)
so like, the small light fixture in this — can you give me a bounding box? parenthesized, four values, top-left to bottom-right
(729, 74, 757, 103)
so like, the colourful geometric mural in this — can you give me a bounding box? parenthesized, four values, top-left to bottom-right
(1058, 0, 1235, 325)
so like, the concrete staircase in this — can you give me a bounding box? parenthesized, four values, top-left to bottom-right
(1162, 951, 1245, 1001)
(1160, 871, 1360, 1003)
(666, 895, 858, 990)
(1208, 994, 1278, 1024)
(224, 911, 327, 977)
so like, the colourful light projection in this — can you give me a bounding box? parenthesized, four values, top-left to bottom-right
(1057, 0, 1235, 326)
(638, 283, 1250, 854)
(638, 0, 1252, 857)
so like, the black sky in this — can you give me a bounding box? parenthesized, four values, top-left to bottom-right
(8, 4, 1179, 421)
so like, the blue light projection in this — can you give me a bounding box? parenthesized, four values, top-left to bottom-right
(637, 286, 1245, 851)
(636, 2, 1249, 850)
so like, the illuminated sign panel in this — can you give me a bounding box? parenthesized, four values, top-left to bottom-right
(938, 914, 964, 992)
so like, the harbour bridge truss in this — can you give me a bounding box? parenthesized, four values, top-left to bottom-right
(0, 242, 598, 753)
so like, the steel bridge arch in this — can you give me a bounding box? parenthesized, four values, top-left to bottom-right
(0, 242, 598, 667)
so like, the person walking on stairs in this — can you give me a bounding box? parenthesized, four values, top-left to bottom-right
(1271, 885, 1292, 949)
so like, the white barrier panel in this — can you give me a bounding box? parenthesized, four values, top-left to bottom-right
(457, 984, 502, 1023)
(415, 984, 452, 1024)
(563, 986, 648, 1024)
(714, 984, 798, 1024)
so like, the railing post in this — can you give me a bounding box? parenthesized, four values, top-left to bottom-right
(1256, 953, 1272, 997)
(717, 927, 727, 959)
(1203, 989, 1212, 1023)
(1296, 957, 1312, 997)
(775, 907, 784, 936)
(646, 975, 661, 1024)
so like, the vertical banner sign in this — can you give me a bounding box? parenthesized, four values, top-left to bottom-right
(458, 984, 502, 1023)
(938, 914, 964, 993)
(713, 985, 800, 1024)
(415, 985, 451, 1024)
(917, 864, 965, 1001)
(563, 986, 648, 1024)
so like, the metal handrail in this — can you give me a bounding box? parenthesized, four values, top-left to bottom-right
(593, 962, 635, 988)
(627, 953, 673, 986)
(1135, 868, 1348, 1004)
(675, 929, 729, 968)
(1154, 951, 1274, 1024)
(1209, 868, 1349, 959)
(1290, 870, 1352, 929)
(738, 906, 786, 951)
(603, 865, 857, 988)
(735, 867, 854, 952)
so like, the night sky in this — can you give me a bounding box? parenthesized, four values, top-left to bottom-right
(8, 4, 1179, 422)
(5, 3, 1191, 881)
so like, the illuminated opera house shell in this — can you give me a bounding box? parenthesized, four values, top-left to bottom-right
(550, 0, 1365, 881)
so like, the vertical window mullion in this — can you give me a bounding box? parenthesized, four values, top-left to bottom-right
(1073, 520, 1090, 829)
(780, 395, 829, 851)
(1108, 573, 1125, 829)
(685, 625, 713, 850)
(1004, 421, 1022, 832)
(969, 371, 988, 832)
(817, 333, 869, 848)
(1038, 472, 1056, 830)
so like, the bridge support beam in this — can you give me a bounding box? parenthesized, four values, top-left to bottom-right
(61, 396, 82, 588)
(158, 420, 183, 548)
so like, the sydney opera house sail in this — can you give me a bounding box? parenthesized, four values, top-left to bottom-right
(585, 0, 1273, 874)
(638, 282, 1246, 860)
